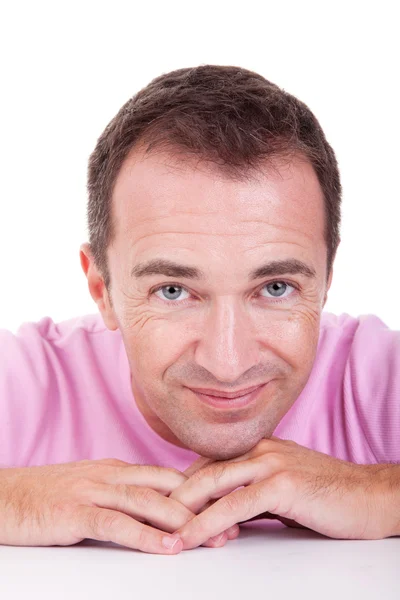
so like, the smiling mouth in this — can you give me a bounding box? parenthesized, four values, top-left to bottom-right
(187, 383, 266, 399)
(186, 383, 269, 410)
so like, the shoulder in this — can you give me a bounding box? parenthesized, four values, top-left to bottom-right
(319, 310, 363, 336)
(0, 312, 121, 381)
(322, 311, 400, 463)
(318, 310, 395, 354)
(2, 312, 119, 349)
(319, 310, 400, 406)
(18, 312, 110, 341)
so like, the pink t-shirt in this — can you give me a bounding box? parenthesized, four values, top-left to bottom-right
(0, 311, 399, 470)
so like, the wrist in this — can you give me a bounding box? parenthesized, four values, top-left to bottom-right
(370, 464, 400, 538)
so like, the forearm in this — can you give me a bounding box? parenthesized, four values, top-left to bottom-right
(373, 463, 400, 537)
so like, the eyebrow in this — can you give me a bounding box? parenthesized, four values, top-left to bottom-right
(131, 258, 317, 281)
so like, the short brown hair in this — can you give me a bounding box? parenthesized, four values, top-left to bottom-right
(87, 65, 341, 291)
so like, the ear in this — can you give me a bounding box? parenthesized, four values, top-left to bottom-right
(79, 243, 119, 331)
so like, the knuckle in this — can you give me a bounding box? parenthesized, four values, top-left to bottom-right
(171, 499, 193, 521)
(166, 467, 181, 476)
(271, 470, 295, 493)
(114, 483, 136, 504)
(190, 469, 204, 483)
(220, 494, 241, 514)
(257, 439, 271, 452)
(136, 525, 151, 550)
(72, 478, 106, 505)
(52, 499, 74, 519)
(166, 467, 187, 481)
(134, 487, 158, 508)
(264, 451, 285, 472)
(72, 476, 93, 494)
(143, 464, 185, 484)
(187, 469, 205, 486)
(211, 463, 228, 485)
(191, 464, 218, 484)
(284, 439, 298, 447)
(86, 509, 119, 540)
(248, 486, 265, 511)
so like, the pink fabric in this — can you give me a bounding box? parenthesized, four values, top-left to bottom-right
(1, 311, 399, 471)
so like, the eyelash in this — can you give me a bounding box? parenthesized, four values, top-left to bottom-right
(150, 280, 299, 307)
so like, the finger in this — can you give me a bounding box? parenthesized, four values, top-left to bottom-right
(202, 531, 229, 548)
(198, 500, 236, 548)
(181, 437, 283, 479)
(175, 483, 269, 550)
(183, 457, 215, 477)
(221, 436, 289, 462)
(201, 499, 240, 547)
(75, 506, 183, 555)
(226, 524, 240, 539)
(91, 483, 195, 532)
(93, 482, 235, 550)
(201, 524, 240, 547)
(139, 521, 232, 549)
(170, 459, 259, 513)
(101, 465, 188, 495)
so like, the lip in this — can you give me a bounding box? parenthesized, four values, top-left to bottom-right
(188, 383, 265, 399)
(188, 383, 268, 410)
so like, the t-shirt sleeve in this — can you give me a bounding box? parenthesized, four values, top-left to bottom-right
(343, 314, 400, 463)
(0, 323, 55, 467)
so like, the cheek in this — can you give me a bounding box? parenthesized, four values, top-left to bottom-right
(122, 312, 188, 374)
(266, 309, 320, 371)
(119, 298, 320, 380)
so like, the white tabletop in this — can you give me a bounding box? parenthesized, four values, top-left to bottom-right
(0, 520, 398, 599)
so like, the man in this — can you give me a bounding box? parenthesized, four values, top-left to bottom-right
(0, 65, 399, 555)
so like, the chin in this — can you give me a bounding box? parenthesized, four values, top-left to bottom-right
(179, 426, 266, 460)
(162, 393, 280, 459)
(198, 446, 250, 460)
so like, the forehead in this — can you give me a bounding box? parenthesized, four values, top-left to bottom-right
(110, 149, 325, 262)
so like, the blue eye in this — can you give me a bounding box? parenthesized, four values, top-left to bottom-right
(154, 284, 190, 302)
(151, 280, 297, 306)
(260, 281, 294, 299)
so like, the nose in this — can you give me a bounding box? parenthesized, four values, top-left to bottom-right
(194, 296, 260, 383)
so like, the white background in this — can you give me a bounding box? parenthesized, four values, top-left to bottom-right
(0, 0, 398, 332)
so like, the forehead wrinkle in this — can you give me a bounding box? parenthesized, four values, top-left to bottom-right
(129, 209, 221, 227)
(130, 231, 306, 246)
(123, 212, 318, 238)
(243, 240, 309, 254)
(239, 219, 319, 240)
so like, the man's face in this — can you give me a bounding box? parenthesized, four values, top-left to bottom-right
(82, 149, 333, 459)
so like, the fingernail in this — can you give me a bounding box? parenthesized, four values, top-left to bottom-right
(162, 534, 182, 549)
(210, 532, 226, 544)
